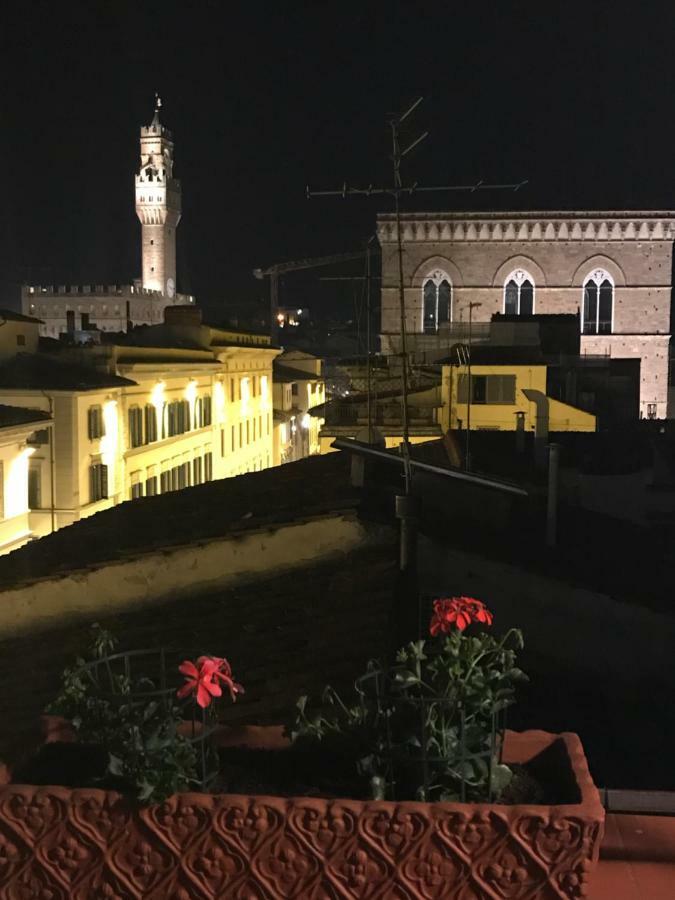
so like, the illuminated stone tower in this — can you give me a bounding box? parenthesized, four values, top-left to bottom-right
(135, 95, 182, 297)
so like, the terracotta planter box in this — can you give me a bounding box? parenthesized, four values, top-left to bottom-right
(0, 729, 604, 899)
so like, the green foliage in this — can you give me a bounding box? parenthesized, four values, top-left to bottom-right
(292, 627, 527, 802)
(47, 624, 198, 804)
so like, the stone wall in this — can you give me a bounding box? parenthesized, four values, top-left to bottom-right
(378, 212, 675, 418)
(0, 512, 372, 637)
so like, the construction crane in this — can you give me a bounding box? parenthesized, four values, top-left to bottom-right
(253, 249, 373, 339)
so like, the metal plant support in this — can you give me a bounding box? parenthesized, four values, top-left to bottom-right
(354, 662, 507, 803)
(75, 647, 221, 791)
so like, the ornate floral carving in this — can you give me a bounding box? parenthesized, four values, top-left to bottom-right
(0, 732, 604, 899)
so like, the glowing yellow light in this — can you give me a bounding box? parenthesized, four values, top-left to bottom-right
(5, 447, 35, 519)
(240, 377, 250, 416)
(151, 380, 165, 438)
(261, 375, 269, 411)
(277, 313, 284, 323)
(301, 414, 311, 429)
(100, 400, 118, 495)
(280, 423, 287, 443)
(214, 379, 225, 421)
(184, 379, 198, 426)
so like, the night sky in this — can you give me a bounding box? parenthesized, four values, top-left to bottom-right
(2, 2, 674, 321)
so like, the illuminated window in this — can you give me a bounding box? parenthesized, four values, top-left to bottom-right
(582, 270, 613, 334)
(87, 406, 105, 440)
(193, 456, 203, 485)
(28, 463, 41, 509)
(423, 271, 452, 334)
(89, 463, 108, 502)
(128, 406, 144, 448)
(144, 404, 157, 442)
(201, 395, 212, 427)
(165, 400, 190, 437)
(504, 270, 534, 315)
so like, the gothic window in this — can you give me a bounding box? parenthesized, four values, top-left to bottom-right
(504, 270, 535, 315)
(582, 270, 613, 334)
(422, 271, 452, 334)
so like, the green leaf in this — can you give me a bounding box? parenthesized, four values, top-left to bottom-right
(108, 753, 124, 776)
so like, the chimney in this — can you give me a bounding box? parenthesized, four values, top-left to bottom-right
(163, 305, 202, 327)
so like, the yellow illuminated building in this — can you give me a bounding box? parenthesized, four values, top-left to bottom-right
(0, 311, 280, 540)
(441, 363, 596, 433)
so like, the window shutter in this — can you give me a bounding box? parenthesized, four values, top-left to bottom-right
(101, 465, 108, 499)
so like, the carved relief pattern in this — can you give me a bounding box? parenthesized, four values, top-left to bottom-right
(377, 218, 675, 244)
(0, 785, 604, 899)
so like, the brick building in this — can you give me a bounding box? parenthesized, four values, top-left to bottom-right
(378, 211, 674, 419)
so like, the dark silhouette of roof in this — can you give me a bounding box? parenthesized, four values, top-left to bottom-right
(0, 309, 43, 325)
(273, 365, 315, 383)
(0, 405, 52, 428)
(0, 354, 136, 391)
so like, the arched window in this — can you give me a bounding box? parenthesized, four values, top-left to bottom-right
(503, 270, 535, 315)
(582, 270, 613, 334)
(422, 270, 452, 334)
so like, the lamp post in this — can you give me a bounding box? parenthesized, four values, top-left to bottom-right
(465, 301, 482, 471)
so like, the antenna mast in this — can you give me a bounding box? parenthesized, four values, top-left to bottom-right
(308, 97, 526, 567)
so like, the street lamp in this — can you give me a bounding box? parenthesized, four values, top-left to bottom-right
(465, 302, 482, 471)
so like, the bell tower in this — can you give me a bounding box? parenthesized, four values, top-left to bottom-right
(135, 95, 182, 296)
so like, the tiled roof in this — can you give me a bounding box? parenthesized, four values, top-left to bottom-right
(0, 405, 52, 428)
(273, 364, 322, 383)
(0, 354, 136, 391)
(0, 308, 43, 324)
(0, 452, 357, 590)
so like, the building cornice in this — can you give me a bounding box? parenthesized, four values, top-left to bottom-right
(377, 211, 675, 243)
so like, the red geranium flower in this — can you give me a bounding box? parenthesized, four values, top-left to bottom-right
(177, 658, 225, 708)
(429, 597, 493, 636)
(197, 655, 244, 703)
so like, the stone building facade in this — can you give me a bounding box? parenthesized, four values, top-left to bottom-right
(378, 211, 674, 419)
(21, 98, 193, 338)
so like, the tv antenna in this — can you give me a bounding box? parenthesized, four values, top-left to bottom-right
(308, 97, 527, 568)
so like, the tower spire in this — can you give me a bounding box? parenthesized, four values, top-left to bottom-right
(152, 92, 162, 127)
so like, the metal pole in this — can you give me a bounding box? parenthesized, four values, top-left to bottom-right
(547, 442, 560, 548)
(465, 302, 481, 471)
(270, 271, 279, 342)
(366, 237, 373, 443)
(391, 119, 412, 495)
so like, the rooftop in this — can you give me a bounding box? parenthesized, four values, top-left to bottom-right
(0, 453, 357, 590)
(0, 353, 136, 391)
(0, 308, 43, 324)
(0, 405, 52, 429)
